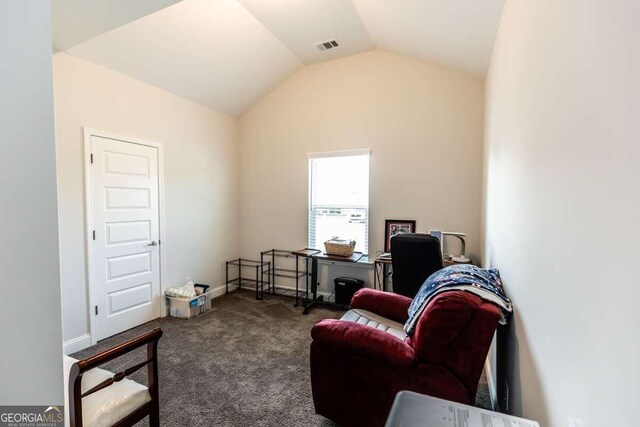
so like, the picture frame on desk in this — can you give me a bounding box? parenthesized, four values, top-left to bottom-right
(384, 219, 416, 252)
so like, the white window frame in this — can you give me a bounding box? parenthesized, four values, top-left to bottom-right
(307, 149, 371, 254)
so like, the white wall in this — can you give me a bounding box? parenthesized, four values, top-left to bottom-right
(0, 1, 64, 405)
(53, 53, 240, 346)
(239, 50, 485, 272)
(484, 1, 640, 425)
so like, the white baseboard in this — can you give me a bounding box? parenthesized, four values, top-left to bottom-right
(485, 358, 498, 410)
(210, 283, 238, 298)
(63, 334, 91, 355)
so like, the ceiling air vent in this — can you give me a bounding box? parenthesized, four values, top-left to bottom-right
(315, 39, 339, 51)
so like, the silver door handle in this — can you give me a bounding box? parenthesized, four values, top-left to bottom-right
(148, 241, 158, 247)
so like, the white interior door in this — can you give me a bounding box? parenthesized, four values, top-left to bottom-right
(88, 134, 161, 341)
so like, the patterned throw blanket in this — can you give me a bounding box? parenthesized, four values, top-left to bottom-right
(404, 264, 513, 335)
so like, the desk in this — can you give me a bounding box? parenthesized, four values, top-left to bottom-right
(442, 258, 471, 267)
(312, 252, 364, 263)
(373, 256, 473, 293)
(373, 257, 392, 291)
(292, 249, 366, 314)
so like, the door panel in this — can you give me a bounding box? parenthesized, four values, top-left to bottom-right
(90, 135, 160, 341)
(105, 187, 151, 209)
(106, 252, 151, 280)
(104, 151, 150, 177)
(108, 283, 152, 314)
(105, 221, 151, 246)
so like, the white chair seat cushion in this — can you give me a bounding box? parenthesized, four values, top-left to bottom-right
(63, 355, 151, 427)
(340, 308, 407, 341)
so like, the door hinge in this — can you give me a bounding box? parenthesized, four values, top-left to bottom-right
(95, 305, 98, 315)
(92, 230, 96, 240)
(90, 153, 94, 164)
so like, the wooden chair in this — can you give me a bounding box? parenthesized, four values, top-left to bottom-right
(65, 328, 163, 427)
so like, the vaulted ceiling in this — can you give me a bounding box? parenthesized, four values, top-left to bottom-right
(52, 0, 504, 117)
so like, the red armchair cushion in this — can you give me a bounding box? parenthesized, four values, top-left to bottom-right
(311, 319, 415, 369)
(350, 288, 413, 324)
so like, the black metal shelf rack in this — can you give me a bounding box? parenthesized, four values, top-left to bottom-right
(225, 258, 270, 300)
(261, 249, 315, 306)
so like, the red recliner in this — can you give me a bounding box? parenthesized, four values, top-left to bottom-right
(310, 288, 500, 427)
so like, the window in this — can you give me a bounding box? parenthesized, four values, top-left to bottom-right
(308, 150, 370, 254)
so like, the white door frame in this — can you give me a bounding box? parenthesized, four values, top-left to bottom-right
(83, 127, 167, 345)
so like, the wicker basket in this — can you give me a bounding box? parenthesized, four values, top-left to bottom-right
(324, 239, 356, 257)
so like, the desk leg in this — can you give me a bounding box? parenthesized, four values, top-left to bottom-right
(303, 258, 318, 315)
(311, 258, 318, 300)
(383, 264, 388, 292)
(374, 261, 390, 292)
(303, 257, 308, 308)
(374, 262, 379, 290)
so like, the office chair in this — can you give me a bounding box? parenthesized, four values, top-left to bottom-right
(390, 233, 443, 298)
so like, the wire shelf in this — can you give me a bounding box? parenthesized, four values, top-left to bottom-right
(272, 267, 306, 279)
(230, 278, 261, 286)
(227, 258, 269, 267)
(261, 249, 295, 258)
(266, 286, 308, 300)
(227, 277, 267, 285)
(225, 258, 271, 300)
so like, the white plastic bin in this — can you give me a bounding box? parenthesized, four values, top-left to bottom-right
(167, 291, 213, 319)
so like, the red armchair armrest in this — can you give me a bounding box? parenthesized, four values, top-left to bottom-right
(311, 319, 416, 369)
(350, 288, 413, 324)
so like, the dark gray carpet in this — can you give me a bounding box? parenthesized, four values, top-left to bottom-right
(73, 290, 491, 426)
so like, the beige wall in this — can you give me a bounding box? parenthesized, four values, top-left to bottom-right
(239, 50, 485, 267)
(53, 53, 240, 346)
(484, 1, 640, 425)
(0, 1, 64, 405)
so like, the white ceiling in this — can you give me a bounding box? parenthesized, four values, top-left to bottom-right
(237, 0, 375, 65)
(52, 0, 183, 50)
(64, 0, 302, 117)
(53, 0, 505, 117)
(352, 0, 505, 75)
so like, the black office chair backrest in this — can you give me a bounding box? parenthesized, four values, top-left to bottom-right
(390, 233, 443, 298)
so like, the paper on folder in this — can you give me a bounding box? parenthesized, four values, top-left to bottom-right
(385, 391, 540, 427)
